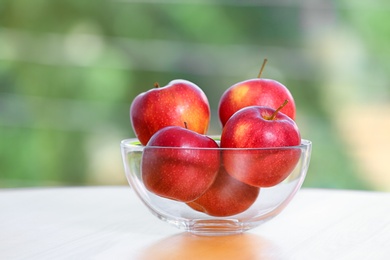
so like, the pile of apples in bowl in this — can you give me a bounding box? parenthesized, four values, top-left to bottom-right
(121, 60, 312, 236)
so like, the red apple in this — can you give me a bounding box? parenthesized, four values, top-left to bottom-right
(141, 126, 220, 202)
(187, 166, 260, 217)
(218, 60, 296, 126)
(130, 79, 210, 145)
(220, 101, 301, 187)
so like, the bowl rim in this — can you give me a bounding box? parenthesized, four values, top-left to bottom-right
(121, 136, 312, 151)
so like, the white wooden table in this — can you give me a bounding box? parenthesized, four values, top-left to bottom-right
(1, 186, 389, 259)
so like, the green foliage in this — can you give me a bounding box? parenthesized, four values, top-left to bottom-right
(0, 0, 385, 190)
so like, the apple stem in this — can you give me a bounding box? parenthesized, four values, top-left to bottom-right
(154, 82, 160, 88)
(184, 122, 188, 129)
(257, 58, 268, 78)
(268, 100, 288, 120)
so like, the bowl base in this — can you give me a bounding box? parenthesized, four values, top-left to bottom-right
(187, 219, 248, 236)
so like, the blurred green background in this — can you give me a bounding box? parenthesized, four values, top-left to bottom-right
(1, 0, 389, 190)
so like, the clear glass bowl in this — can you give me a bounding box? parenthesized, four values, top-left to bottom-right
(121, 137, 312, 236)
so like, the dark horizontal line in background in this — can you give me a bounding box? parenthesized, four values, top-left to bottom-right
(0, 27, 311, 79)
(112, 0, 389, 10)
(0, 93, 130, 132)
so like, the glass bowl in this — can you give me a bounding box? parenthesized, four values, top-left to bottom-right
(120, 137, 312, 236)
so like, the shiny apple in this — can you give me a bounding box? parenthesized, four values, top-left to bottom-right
(142, 126, 220, 202)
(220, 101, 301, 187)
(218, 60, 296, 126)
(130, 79, 210, 145)
(187, 166, 260, 217)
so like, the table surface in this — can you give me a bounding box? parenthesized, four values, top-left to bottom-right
(1, 186, 390, 260)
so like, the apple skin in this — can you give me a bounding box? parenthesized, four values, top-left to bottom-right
(187, 166, 260, 217)
(220, 105, 301, 187)
(218, 78, 296, 126)
(141, 126, 220, 202)
(130, 79, 210, 145)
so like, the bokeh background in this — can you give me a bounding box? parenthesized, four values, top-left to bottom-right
(1, 0, 389, 191)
